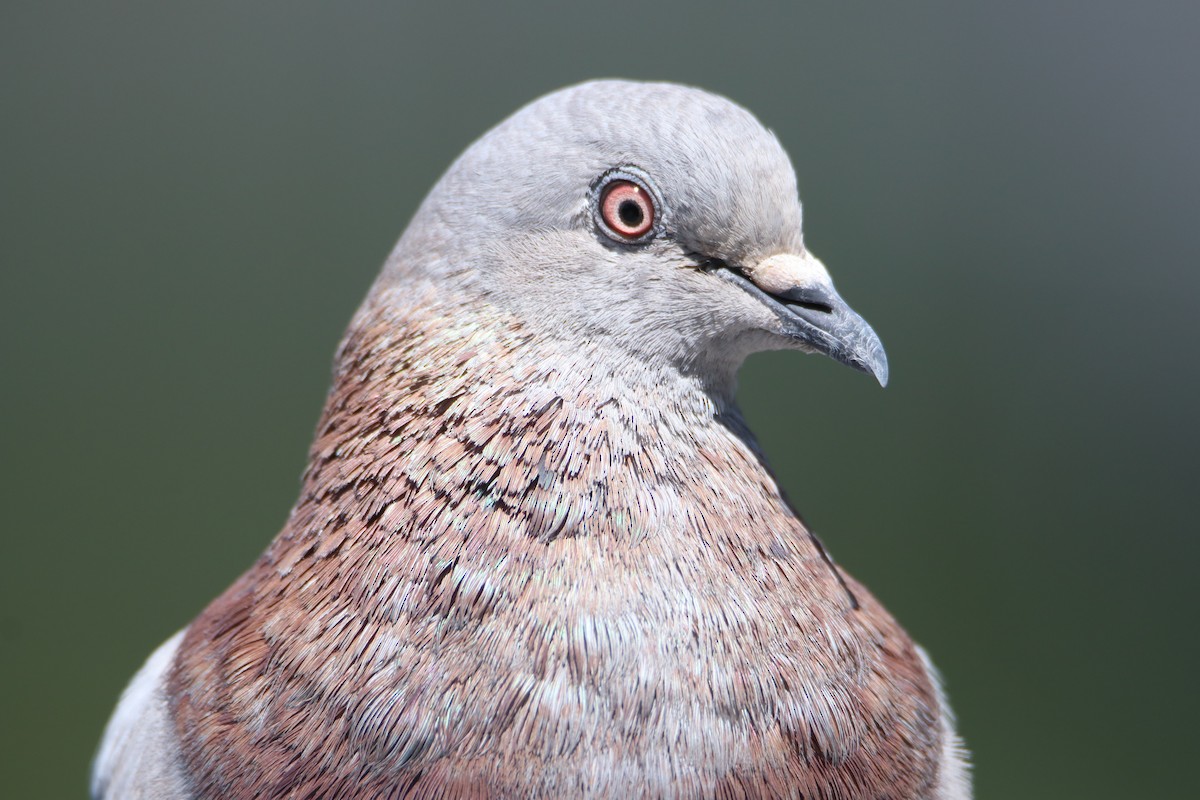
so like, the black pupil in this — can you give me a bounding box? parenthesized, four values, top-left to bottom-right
(618, 199, 644, 228)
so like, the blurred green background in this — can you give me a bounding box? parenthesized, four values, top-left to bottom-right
(3, 2, 1197, 797)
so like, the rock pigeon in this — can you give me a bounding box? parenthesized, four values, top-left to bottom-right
(93, 80, 970, 799)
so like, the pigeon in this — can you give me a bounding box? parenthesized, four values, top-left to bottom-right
(93, 80, 971, 799)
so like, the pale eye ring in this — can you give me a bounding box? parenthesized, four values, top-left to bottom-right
(599, 180, 655, 239)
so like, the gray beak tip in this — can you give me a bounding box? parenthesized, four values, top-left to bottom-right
(868, 345, 889, 388)
(849, 340, 888, 387)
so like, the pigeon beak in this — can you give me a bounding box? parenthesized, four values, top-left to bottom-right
(716, 251, 889, 387)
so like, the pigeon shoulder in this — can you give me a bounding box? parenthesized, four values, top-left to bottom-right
(91, 629, 195, 800)
(918, 645, 973, 800)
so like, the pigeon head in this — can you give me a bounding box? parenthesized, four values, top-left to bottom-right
(376, 80, 888, 388)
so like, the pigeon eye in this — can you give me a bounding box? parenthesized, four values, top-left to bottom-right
(600, 180, 655, 239)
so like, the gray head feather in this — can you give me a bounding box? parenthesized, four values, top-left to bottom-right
(371, 80, 878, 387)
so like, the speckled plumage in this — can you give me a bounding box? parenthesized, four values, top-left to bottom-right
(94, 81, 970, 799)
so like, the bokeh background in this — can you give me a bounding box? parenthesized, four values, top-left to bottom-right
(3, 2, 1197, 797)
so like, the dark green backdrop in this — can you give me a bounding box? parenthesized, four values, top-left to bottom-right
(3, 3, 1196, 797)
